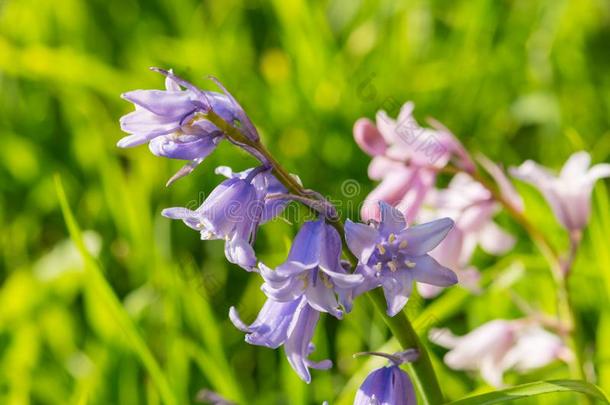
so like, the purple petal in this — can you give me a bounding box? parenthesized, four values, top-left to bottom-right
(410, 255, 458, 287)
(354, 367, 390, 405)
(118, 109, 180, 145)
(345, 220, 379, 263)
(284, 302, 326, 383)
(318, 221, 343, 271)
(305, 279, 342, 319)
(161, 207, 202, 231)
(385, 366, 416, 405)
(398, 217, 454, 256)
(121, 89, 194, 117)
(381, 270, 413, 316)
(224, 234, 257, 271)
(378, 201, 407, 236)
(148, 133, 219, 160)
(285, 220, 323, 268)
(166, 158, 204, 186)
(319, 267, 364, 289)
(229, 297, 302, 349)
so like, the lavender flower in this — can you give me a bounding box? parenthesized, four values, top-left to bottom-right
(345, 201, 457, 316)
(511, 151, 610, 231)
(162, 166, 286, 270)
(119, 69, 263, 184)
(259, 217, 364, 318)
(354, 350, 419, 405)
(119, 69, 237, 156)
(229, 296, 331, 383)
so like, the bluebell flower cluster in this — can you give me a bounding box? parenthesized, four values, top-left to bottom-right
(119, 69, 457, 397)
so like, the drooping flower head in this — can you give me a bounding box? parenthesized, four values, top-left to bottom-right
(229, 296, 331, 383)
(345, 201, 457, 316)
(260, 217, 364, 318)
(430, 319, 571, 387)
(354, 349, 419, 405)
(511, 151, 610, 231)
(162, 166, 286, 270)
(119, 68, 262, 184)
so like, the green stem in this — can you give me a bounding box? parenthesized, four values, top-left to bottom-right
(204, 111, 444, 403)
(367, 289, 445, 404)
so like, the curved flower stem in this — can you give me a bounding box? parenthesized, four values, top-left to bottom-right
(367, 289, 445, 404)
(203, 110, 444, 403)
(461, 166, 589, 389)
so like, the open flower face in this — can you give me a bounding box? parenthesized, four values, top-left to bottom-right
(346, 202, 457, 316)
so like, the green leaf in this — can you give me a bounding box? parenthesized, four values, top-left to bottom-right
(54, 175, 178, 405)
(446, 380, 609, 405)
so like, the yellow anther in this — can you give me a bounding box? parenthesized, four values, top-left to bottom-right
(405, 261, 416, 268)
(399, 240, 409, 249)
(320, 273, 334, 289)
(376, 244, 386, 255)
(388, 261, 398, 272)
(388, 233, 396, 243)
(374, 262, 383, 271)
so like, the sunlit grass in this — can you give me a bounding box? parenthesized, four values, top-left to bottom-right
(1, 0, 610, 404)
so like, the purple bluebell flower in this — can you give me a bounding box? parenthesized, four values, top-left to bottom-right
(345, 201, 457, 316)
(229, 296, 331, 383)
(119, 69, 262, 184)
(119, 69, 236, 155)
(162, 166, 286, 270)
(354, 350, 418, 405)
(259, 217, 364, 318)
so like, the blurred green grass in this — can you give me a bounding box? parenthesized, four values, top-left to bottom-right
(1, 0, 610, 404)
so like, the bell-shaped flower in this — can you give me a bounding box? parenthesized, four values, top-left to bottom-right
(430, 319, 570, 387)
(119, 69, 263, 184)
(162, 166, 286, 270)
(354, 350, 419, 405)
(119, 69, 238, 159)
(260, 217, 364, 319)
(511, 151, 610, 231)
(345, 201, 457, 316)
(229, 296, 331, 383)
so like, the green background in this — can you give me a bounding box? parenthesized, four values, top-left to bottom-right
(1, 0, 610, 404)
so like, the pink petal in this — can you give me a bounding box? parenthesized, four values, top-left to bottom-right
(353, 118, 387, 156)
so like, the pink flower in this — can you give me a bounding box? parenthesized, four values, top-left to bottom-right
(354, 102, 474, 223)
(416, 173, 516, 297)
(511, 151, 610, 231)
(430, 319, 570, 387)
